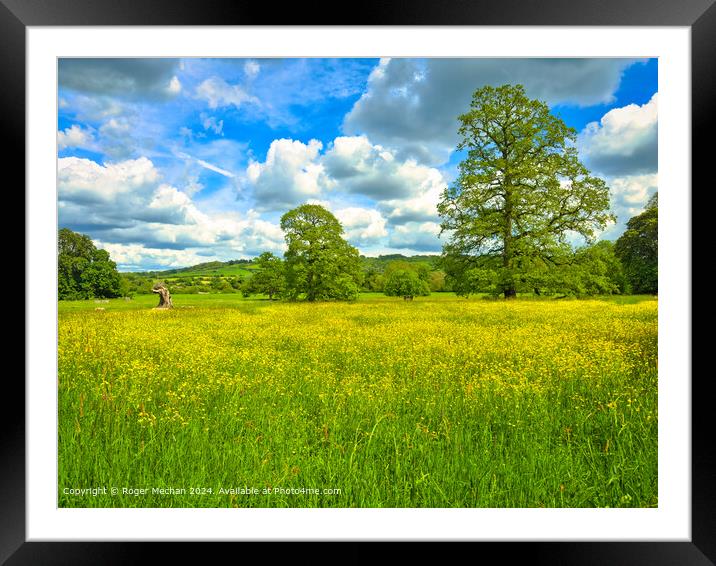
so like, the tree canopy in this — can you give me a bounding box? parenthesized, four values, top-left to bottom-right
(615, 193, 658, 294)
(243, 251, 286, 300)
(383, 269, 431, 300)
(437, 84, 614, 298)
(280, 204, 363, 301)
(58, 228, 123, 300)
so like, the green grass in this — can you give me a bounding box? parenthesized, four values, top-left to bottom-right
(58, 294, 658, 508)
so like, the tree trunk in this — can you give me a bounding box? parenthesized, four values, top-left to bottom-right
(152, 284, 172, 309)
(502, 178, 516, 300)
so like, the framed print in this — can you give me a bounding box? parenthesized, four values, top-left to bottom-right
(6, 0, 711, 563)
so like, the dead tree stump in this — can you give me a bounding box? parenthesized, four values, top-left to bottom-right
(152, 283, 173, 309)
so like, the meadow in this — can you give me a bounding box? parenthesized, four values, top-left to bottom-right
(58, 293, 658, 508)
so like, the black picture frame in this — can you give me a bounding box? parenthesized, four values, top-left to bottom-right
(6, 1, 710, 563)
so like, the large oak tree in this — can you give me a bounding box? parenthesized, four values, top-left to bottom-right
(438, 84, 614, 298)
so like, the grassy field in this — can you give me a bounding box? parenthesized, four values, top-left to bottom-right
(58, 293, 658, 508)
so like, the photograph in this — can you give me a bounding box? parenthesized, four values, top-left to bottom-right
(56, 56, 660, 509)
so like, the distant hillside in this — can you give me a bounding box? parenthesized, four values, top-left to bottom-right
(121, 254, 445, 296)
(137, 259, 257, 278)
(360, 254, 441, 267)
(131, 254, 439, 278)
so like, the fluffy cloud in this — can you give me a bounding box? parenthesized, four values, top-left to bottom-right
(334, 207, 388, 245)
(95, 241, 216, 271)
(380, 183, 443, 225)
(323, 136, 447, 223)
(58, 157, 159, 206)
(246, 139, 328, 210)
(95, 212, 286, 271)
(244, 134, 449, 228)
(323, 136, 412, 199)
(57, 125, 95, 150)
(578, 93, 658, 176)
(58, 156, 286, 269)
(601, 173, 658, 238)
(59, 59, 182, 99)
(344, 58, 639, 165)
(196, 76, 259, 109)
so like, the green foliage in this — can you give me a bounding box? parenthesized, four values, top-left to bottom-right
(209, 275, 223, 291)
(280, 204, 363, 301)
(615, 193, 658, 294)
(243, 252, 286, 299)
(442, 240, 627, 298)
(428, 270, 447, 292)
(362, 267, 385, 292)
(383, 269, 431, 300)
(438, 84, 615, 298)
(58, 228, 122, 300)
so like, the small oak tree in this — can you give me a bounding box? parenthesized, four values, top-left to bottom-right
(383, 269, 431, 301)
(246, 251, 286, 300)
(280, 204, 363, 301)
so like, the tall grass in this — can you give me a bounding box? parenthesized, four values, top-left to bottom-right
(58, 294, 657, 508)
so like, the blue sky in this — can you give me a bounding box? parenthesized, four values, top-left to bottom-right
(57, 57, 658, 271)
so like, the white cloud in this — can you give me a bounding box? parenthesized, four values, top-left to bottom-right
(244, 60, 260, 79)
(57, 125, 95, 150)
(334, 207, 388, 244)
(145, 184, 208, 225)
(593, 173, 658, 241)
(59, 156, 287, 270)
(196, 76, 259, 109)
(95, 241, 211, 271)
(245, 134, 448, 224)
(245, 135, 449, 219)
(322, 136, 447, 222)
(58, 156, 159, 205)
(167, 76, 182, 95)
(246, 138, 328, 210)
(380, 182, 443, 225)
(579, 93, 658, 175)
(609, 173, 658, 221)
